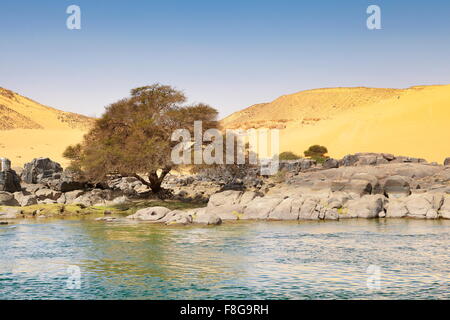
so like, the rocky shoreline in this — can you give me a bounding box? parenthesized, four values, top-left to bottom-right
(126, 153, 450, 225)
(1, 153, 450, 224)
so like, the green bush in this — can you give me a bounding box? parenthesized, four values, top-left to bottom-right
(304, 145, 329, 163)
(279, 151, 302, 160)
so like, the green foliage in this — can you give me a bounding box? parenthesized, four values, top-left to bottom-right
(63, 83, 219, 193)
(304, 144, 329, 163)
(62, 143, 83, 172)
(304, 145, 328, 157)
(2, 200, 205, 218)
(279, 151, 302, 160)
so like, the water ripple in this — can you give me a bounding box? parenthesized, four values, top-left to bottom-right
(0, 219, 449, 299)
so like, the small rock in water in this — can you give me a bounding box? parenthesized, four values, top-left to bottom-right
(95, 217, 117, 222)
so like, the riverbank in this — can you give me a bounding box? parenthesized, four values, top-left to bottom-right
(0, 200, 205, 221)
(126, 157, 450, 225)
(1, 152, 449, 225)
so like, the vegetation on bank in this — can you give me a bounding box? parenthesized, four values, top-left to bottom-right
(279, 151, 302, 160)
(0, 200, 205, 219)
(304, 145, 329, 163)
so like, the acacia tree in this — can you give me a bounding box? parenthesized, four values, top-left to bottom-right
(64, 84, 218, 195)
(304, 145, 329, 163)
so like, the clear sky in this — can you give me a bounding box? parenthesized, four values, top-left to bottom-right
(1, 0, 450, 118)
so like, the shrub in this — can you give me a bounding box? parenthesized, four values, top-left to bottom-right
(304, 144, 329, 163)
(279, 151, 302, 161)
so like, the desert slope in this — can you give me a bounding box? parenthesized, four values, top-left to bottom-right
(221, 85, 450, 163)
(0, 87, 94, 167)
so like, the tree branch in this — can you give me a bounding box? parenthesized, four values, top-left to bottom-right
(132, 173, 151, 187)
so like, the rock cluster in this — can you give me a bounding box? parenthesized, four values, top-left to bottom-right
(123, 154, 450, 225)
(2, 152, 450, 225)
(126, 206, 222, 226)
(1, 157, 133, 208)
(124, 186, 450, 225)
(0, 169, 21, 193)
(21, 157, 63, 184)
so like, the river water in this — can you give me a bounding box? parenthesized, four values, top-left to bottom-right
(0, 218, 448, 299)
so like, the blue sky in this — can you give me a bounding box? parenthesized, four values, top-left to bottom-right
(1, 0, 449, 118)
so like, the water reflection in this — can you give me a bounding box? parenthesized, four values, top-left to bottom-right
(0, 218, 449, 299)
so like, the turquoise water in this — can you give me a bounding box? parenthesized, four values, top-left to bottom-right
(0, 218, 449, 300)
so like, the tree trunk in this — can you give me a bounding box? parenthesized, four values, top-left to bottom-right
(148, 166, 171, 196)
(133, 167, 171, 198)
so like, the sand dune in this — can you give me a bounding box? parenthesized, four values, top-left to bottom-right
(221, 85, 450, 163)
(0, 87, 94, 167)
(2, 84, 449, 167)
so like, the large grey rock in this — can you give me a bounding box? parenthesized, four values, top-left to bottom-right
(298, 197, 322, 220)
(64, 190, 85, 204)
(207, 190, 242, 207)
(444, 158, 450, 166)
(242, 196, 283, 220)
(382, 153, 396, 161)
(323, 208, 339, 220)
(0, 169, 21, 193)
(279, 160, 301, 173)
(323, 158, 339, 169)
(13, 192, 38, 207)
(268, 197, 302, 220)
(327, 192, 352, 209)
(107, 196, 129, 206)
(0, 191, 19, 206)
(331, 179, 372, 196)
(340, 154, 359, 167)
(279, 159, 316, 173)
(56, 194, 66, 204)
(383, 175, 411, 198)
(45, 170, 86, 192)
(35, 188, 62, 201)
(357, 155, 378, 166)
(126, 207, 171, 221)
(163, 210, 193, 225)
(72, 189, 114, 206)
(404, 195, 430, 218)
(206, 204, 244, 220)
(345, 195, 385, 218)
(352, 173, 382, 194)
(439, 196, 450, 219)
(238, 191, 257, 205)
(405, 194, 443, 219)
(299, 159, 316, 171)
(385, 199, 409, 218)
(23, 183, 46, 194)
(193, 208, 222, 225)
(21, 158, 63, 184)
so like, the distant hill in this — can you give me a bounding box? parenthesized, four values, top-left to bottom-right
(0, 87, 93, 130)
(0, 87, 94, 167)
(221, 85, 450, 163)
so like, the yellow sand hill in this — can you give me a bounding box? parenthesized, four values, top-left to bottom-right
(0, 87, 94, 167)
(221, 85, 450, 163)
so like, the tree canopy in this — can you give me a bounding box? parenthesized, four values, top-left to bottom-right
(279, 151, 302, 160)
(304, 144, 329, 163)
(64, 84, 218, 194)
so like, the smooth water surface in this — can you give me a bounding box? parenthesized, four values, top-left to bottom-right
(0, 218, 449, 299)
